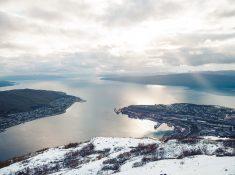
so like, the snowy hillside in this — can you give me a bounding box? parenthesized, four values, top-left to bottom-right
(0, 137, 234, 175)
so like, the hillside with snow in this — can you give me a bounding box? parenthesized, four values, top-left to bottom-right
(0, 137, 234, 175)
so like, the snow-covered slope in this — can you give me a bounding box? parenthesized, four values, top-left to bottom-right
(117, 155, 235, 175)
(0, 137, 234, 175)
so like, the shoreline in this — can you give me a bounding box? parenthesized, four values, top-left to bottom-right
(117, 103, 235, 140)
(0, 91, 84, 133)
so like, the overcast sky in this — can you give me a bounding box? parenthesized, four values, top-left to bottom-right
(0, 0, 235, 76)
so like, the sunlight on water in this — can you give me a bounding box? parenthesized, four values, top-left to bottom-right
(0, 78, 234, 161)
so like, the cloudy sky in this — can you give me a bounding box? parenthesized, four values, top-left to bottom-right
(0, 0, 235, 76)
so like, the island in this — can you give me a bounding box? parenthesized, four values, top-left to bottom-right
(0, 81, 15, 87)
(0, 89, 84, 132)
(115, 103, 235, 140)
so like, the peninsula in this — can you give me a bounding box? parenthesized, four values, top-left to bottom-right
(115, 103, 235, 140)
(0, 89, 83, 132)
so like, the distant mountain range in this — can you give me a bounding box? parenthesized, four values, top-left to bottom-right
(102, 70, 235, 93)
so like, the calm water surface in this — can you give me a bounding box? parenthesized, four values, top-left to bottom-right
(0, 77, 234, 161)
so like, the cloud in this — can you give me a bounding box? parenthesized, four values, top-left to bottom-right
(216, 10, 235, 18)
(0, 0, 234, 76)
(0, 11, 22, 33)
(100, 0, 182, 26)
(160, 48, 235, 66)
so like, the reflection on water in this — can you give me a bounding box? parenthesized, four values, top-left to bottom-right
(0, 78, 234, 161)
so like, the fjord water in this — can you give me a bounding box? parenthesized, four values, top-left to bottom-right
(0, 77, 234, 161)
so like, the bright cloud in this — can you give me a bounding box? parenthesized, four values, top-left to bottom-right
(0, 0, 235, 75)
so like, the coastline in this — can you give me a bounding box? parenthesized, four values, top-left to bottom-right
(0, 91, 84, 133)
(117, 103, 235, 140)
